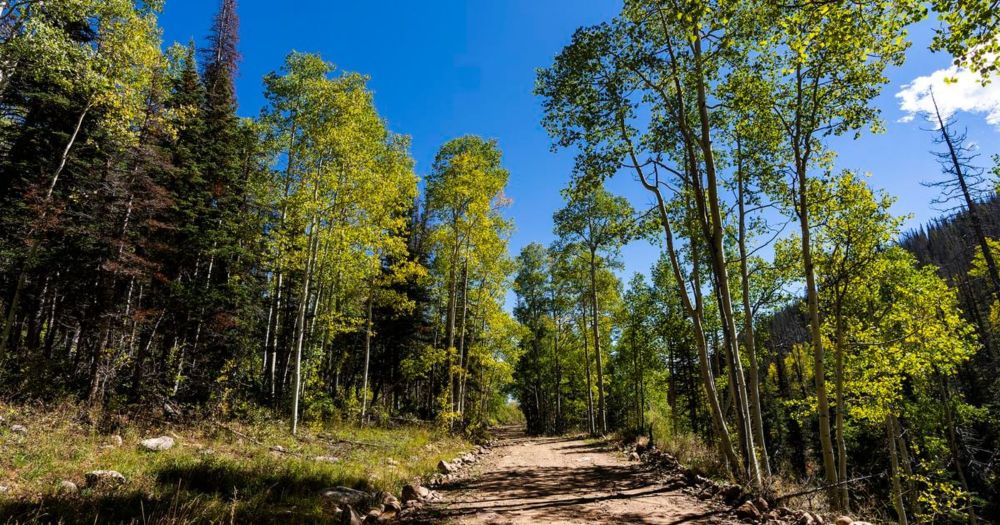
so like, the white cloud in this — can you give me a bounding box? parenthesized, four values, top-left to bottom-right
(896, 65, 1000, 129)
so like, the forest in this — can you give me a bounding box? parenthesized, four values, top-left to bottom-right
(0, 0, 520, 432)
(0, 1, 999, 524)
(520, 0, 1000, 523)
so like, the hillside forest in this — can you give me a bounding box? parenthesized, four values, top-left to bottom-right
(1, 1, 1000, 524)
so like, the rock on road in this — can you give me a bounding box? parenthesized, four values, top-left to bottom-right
(406, 427, 734, 525)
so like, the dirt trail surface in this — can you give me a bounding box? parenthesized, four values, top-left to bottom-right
(406, 427, 734, 525)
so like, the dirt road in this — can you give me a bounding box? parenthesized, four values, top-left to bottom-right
(408, 427, 733, 525)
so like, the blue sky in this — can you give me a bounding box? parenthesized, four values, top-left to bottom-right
(159, 1, 1000, 284)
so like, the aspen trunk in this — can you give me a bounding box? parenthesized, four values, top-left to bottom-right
(580, 308, 595, 435)
(797, 159, 840, 507)
(717, 281, 751, 477)
(668, 339, 678, 434)
(691, 37, 760, 484)
(270, 275, 281, 400)
(893, 416, 916, 511)
(291, 206, 320, 435)
(631, 312, 642, 431)
(887, 415, 908, 525)
(737, 163, 771, 476)
(589, 249, 607, 434)
(445, 236, 460, 414)
(626, 138, 742, 478)
(834, 309, 849, 510)
(262, 272, 277, 393)
(268, 109, 298, 399)
(456, 261, 469, 415)
(685, 200, 743, 476)
(360, 287, 374, 422)
(553, 311, 563, 431)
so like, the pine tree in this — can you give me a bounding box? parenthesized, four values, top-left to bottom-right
(176, 0, 247, 401)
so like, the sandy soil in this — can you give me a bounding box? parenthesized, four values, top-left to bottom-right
(406, 427, 734, 525)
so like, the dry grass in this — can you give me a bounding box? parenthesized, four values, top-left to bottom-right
(0, 402, 470, 524)
(763, 472, 833, 515)
(652, 429, 730, 481)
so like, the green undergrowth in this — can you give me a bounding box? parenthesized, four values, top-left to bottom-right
(0, 403, 471, 524)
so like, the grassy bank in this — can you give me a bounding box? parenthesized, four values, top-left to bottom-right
(0, 403, 470, 524)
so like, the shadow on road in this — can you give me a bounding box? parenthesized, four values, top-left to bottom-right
(407, 426, 728, 525)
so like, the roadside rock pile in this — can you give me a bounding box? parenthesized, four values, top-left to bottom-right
(325, 444, 496, 523)
(322, 482, 441, 524)
(322, 486, 390, 525)
(427, 444, 492, 486)
(319, 443, 496, 523)
(620, 439, 872, 525)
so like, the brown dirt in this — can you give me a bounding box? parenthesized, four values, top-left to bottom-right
(406, 426, 736, 525)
